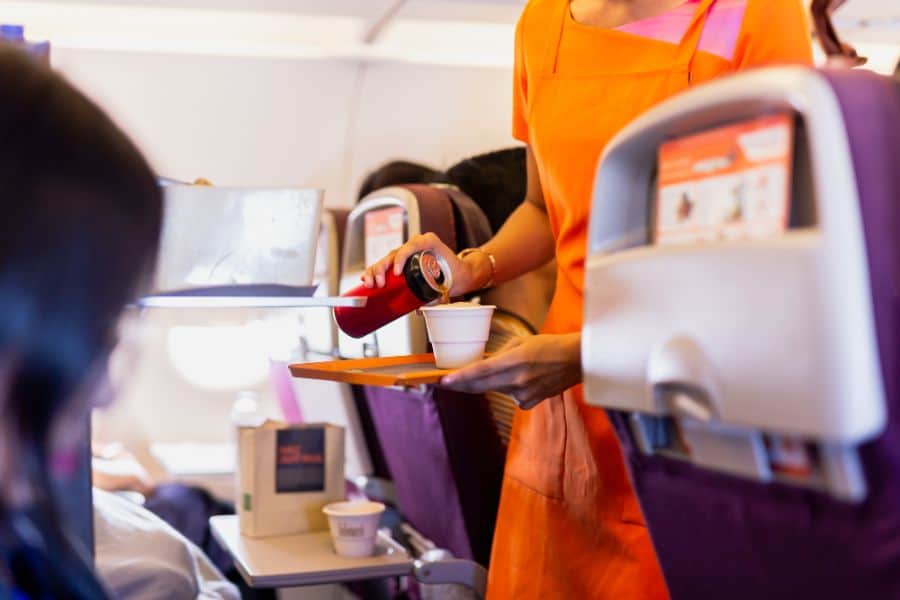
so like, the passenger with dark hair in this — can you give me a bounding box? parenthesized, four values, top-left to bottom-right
(357, 160, 446, 202)
(444, 148, 527, 235)
(358, 150, 526, 231)
(0, 47, 162, 598)
(358, 149, 527, 229)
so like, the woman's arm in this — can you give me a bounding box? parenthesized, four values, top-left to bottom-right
(475, 146, 556, 285)
(362, 146, 555, 296)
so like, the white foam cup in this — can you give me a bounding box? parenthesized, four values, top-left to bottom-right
(419, 303, 496, 369)
(322, 501, 386, 558)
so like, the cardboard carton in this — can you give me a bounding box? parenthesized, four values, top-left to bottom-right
(237, 420, 345, 537)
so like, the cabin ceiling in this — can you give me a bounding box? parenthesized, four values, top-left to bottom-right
(1, 0, 896, 67)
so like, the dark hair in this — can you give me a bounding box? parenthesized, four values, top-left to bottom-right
(444, 147, 526, 234)
(0, 47, 161, 597)
(357, 149, 526, 234)
(357, 160, 446, 201)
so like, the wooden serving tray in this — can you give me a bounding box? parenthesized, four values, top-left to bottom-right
(289, 354, 454, 387)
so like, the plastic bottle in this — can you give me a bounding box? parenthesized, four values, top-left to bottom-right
(231, 390, 264, 429)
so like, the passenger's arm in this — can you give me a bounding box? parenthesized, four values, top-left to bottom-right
(362, 146, 555, 296)
(810, 0, 867, 67)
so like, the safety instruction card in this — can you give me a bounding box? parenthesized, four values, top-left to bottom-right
(655, 113, 794, 245)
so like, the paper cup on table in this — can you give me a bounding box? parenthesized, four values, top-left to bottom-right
(322, 501, 386, 557)
(419, 303, 496, 369)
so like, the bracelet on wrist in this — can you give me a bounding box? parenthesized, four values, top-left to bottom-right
(458, 247, 496, 290)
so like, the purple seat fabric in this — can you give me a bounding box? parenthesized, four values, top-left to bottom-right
(357, 184, 502, 566)
(609, 70, 900, 599)
(365, 386, 505, 565)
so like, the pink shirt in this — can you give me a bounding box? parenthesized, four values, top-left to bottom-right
(616, 0, 747, 61)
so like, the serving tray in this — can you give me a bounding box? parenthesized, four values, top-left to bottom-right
(289, 354, 456, 387)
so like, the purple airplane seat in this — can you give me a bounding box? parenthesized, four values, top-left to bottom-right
(340, 184, 506, 567)
(582, 67, 900, 599)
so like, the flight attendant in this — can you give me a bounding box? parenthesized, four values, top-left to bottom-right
(364, 1, 812, 597)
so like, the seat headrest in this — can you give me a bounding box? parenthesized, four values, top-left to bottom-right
(362, 184, 492, 252)
(444, 186, 492, 250)
(403, 184, 460, 250)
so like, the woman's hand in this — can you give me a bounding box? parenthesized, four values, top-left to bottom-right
(361, 232, 491, 296)
(440, 333, 582, 409)
(362, 149, 555, 296)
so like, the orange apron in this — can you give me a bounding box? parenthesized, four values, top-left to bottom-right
(488, 2, 720, 598)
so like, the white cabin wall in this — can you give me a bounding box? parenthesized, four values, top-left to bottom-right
(52, 48, 515, 207)
(52, 48, 360, 198)
(348, 62, 516, 199)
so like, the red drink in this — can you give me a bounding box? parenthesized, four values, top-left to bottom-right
(335, 251, 451, 339)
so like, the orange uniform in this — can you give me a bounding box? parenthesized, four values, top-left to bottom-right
(488, 1, 812, 598)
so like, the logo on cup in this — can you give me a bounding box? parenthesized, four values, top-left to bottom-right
(338, 523, 365, 538)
